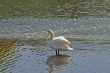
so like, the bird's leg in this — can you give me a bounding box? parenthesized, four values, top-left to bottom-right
(56, 50, 58, 55)
(56, 50, 60, 55)
(58, 50, 60, 55)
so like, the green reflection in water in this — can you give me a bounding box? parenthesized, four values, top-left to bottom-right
(0, 39, 17, 72)
(0, 0, 56, 19)
(0, 0, 110, 19)
(0, 38, 46, 73)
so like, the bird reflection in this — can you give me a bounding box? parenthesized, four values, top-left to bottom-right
(46, 55, 71, 73)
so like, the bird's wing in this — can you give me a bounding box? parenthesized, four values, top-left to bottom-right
(53, 36, 70, 45)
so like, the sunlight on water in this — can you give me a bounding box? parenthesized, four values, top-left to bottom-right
(0, 17, 110, 41)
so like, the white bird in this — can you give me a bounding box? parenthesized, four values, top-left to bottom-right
(46, 29, 73, 55)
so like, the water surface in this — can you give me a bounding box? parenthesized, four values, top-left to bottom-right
(0, 0, 110, 19)
(0, 40, 110, 73)
(0, 0, 110, 73)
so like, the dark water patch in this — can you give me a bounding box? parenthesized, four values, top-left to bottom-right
(0, 0, 110, 19)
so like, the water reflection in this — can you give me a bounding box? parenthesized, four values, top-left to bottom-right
(46, 55, 71, 73)
(0, 39, 110, 73)
(56, 0, 110, 18)
(0, 0, 110, 19)
(0, 39, 18, 72)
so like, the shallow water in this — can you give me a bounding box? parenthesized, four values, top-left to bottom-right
(0, 40, 110, 73)
(0, 17, 110, 41)
(0, 0, 110, 41)
(0, 0, 110, 73)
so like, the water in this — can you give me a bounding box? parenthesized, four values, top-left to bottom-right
(0, 0, 110, 19)
(0, 0, 110, 73)
(0, 40, 110, 73)
(0, 17, 110, 41)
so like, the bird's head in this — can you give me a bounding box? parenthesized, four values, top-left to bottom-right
(47, 29, 54, 39)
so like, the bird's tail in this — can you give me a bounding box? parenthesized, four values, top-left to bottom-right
(63, 44, 74, 51)
(68, 47, 74, 50)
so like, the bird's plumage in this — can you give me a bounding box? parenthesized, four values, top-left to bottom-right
(53, 36, 70, 44)
(46, 29, 73, 55)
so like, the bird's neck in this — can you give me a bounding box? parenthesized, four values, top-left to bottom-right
(50, 33, 54, 39)
(49, 32, 54, 39)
